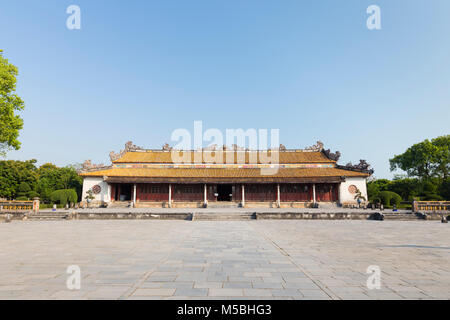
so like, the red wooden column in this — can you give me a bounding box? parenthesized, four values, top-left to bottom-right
(277, 183, 280, 207)
(313, 183, 317, 204)
(110, 184, 115, 201)
(168, 184, 172, 207)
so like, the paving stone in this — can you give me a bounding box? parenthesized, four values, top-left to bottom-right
(145, 276, 177, 282)
(132, 286, 176, 296)
(208, 288, 244, 297)
(243, 289, 273, 297)
(0, 220, 448, 300)
(174, 288, 208, 296)
(84, 286, 130, 299)
(300, 289, 331, 299)
(253, 282, 284, 289)
(223, 282, 252, 289)
(160, 282, 194, 289)
(271, 289, 303, 297)
(194, 282, 223, 289)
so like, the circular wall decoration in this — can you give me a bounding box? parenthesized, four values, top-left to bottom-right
(348, 185, 357, 194)
(92, 184, 102, 194)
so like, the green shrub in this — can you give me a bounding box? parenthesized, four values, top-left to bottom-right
(50, 189, 78, 206)
(379, 191, 402, 207)
(15, 196, 28, 201)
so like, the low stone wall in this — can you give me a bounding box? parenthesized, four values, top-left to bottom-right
(0, 213, 26, 221)
(76, 212, 192, 220)
(415, 212, 448, 221)
(3, 210, 447, 222)
(256, 212, 373, 220)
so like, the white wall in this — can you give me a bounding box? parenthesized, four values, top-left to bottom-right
(81, 177, 111, 203)
(339, 177, 368, 204)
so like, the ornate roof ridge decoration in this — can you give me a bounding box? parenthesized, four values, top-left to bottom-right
(337, 160, 374, 175)
(304, 141, 324, 152)
(111, 142, 332, 154)
(171, 145, 281, 152)
(80, 160, 112, 173)
(322, 149, 341, 162)
(110, 141, 144, 162)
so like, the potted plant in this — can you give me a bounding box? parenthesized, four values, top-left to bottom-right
(85, 189, 95, 208)
(354, 188, 366, 208)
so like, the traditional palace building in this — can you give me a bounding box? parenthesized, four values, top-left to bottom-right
(80, 141, 372, 208)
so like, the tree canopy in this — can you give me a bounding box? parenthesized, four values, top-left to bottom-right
(0, 50, 25, 156)
(0, 160, 82, 202)
(389, 135, 449, 179)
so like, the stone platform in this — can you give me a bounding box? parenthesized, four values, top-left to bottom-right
(26, 207, 442, 221)
(0, 220, 448, 299)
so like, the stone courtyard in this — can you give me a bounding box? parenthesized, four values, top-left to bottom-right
(0, 219, 448, 300)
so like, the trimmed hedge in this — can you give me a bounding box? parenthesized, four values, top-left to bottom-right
(50, 189, 78, 206)
(379, 191, 402, 207)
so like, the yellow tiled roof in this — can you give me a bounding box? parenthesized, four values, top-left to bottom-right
(80, 167, 368, 178)
(113, 150, 335, 164)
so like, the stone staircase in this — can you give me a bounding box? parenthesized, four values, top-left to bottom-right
(108, 201, 133, 208)
(206, 202, 240, 209)
(193, 212, 255, 221)
(382, 212, 421, 221)
(316, 202, 339, 209)
(27, 212, 69, 221)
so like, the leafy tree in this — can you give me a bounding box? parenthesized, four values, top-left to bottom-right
(0, 159, 38, 199)
(390, 135, 450, 179)
(0, 50, 25, 156)
(439, 178, 450, 200)
(431, 135, 450, 179)
(17, 181, 31, 198)
(27, 190, 39, 199)
(367, 178, 391, 201)
(0, 160, 82, 202)
(389, 178, 420, 201)
(37, 163, 82, 202)
(367, 182, 380, 201)
(18, 181, 31, 193)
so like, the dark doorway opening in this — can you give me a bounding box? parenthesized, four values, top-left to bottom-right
(117, 184, 132, 201)
(217, 184, 232, 201)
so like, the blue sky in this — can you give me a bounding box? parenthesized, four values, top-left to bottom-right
(1, 0, 449, 178)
